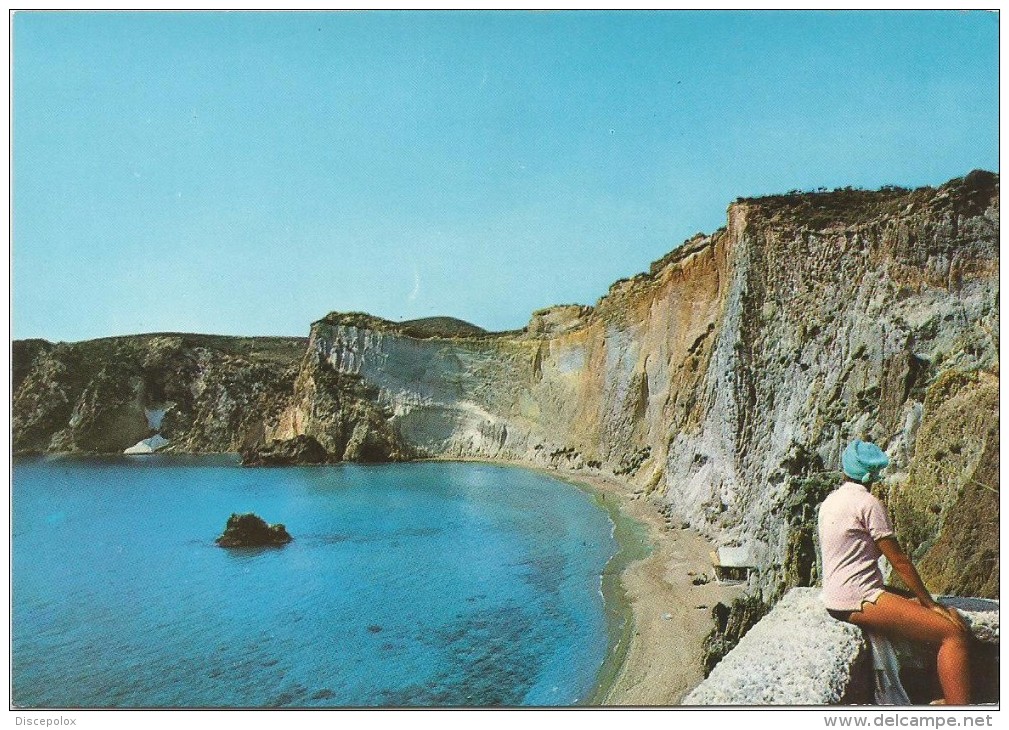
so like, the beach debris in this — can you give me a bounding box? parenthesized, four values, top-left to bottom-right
(215, 512, 292, 547)
(662, 612, 674, 620)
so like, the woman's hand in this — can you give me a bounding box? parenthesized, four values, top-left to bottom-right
(929, 603, 968, 631)
(877, 537, 943, 608)
(876, 538, 971, 634)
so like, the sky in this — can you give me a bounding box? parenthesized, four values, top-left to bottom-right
(12, 10, 999, 341)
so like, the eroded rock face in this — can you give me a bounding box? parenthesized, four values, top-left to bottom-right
(13, 334, 308, 454)
(888, 370, 999, 597)
(265, 349, 413, 463)
(215, 513, 292, 547)
(701, 595, 769, 677)
(240, 434, 331, 466)
(12, 332, 415, 463)
(286, 172, 999, 598)
(679, 173, 999, 600)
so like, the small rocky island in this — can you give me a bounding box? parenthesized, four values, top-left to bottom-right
(215, 513, 293, 548)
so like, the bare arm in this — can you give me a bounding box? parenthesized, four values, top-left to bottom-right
(877, 536, 934, 605)
(877, 536, 967, 629)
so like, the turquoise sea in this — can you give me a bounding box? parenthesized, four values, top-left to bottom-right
(12, 457, 622, 708)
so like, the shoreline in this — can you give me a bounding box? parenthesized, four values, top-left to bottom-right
(544, 466, 744, 706)
(429, 456, 745, 706)
(547, 470, 649, 706)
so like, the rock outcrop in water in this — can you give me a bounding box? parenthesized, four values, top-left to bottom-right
(240, 434, 331, 466)
(215, 512, 293, 547)
(14, 172, 999, 599)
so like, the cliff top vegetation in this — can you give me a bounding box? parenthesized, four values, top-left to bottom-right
(736, 169, 998, 231)
(13, 333, 308, 370)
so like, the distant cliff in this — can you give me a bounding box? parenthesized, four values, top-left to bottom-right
(13, 334, 306, 454)
(13, 171, 998, 598)
(11, 327, 421, 462)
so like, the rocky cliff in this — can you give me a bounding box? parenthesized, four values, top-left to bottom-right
(13, 334, 307, 454)
(272, 171, 999, 598)
(13, 172, 998, 598)
(12, 329, 418, 462)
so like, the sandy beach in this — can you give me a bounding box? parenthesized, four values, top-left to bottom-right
(550, 468, 745, 706)
(431, 457, 745, 705)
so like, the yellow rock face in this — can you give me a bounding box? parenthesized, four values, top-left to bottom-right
(287, 173, 999, 596)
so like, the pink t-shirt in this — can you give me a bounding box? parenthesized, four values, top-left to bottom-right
(818, 481, 895, 611)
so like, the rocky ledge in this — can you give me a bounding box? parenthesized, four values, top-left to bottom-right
(240, 435, 331, 466)
(215, 513, 293, 548)
(684, 587, 999, 706)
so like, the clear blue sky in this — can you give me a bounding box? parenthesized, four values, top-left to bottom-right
(13, 10, 998, 341)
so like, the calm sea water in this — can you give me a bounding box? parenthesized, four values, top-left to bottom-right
(12, 457, 620, 708)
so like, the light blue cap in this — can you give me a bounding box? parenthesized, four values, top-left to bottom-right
(841, 440, 890, 483)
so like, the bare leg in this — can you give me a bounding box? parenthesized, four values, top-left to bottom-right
(847, 592, 971, 705)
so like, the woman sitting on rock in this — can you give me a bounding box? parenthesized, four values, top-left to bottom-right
(818, 440, 971, 705)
